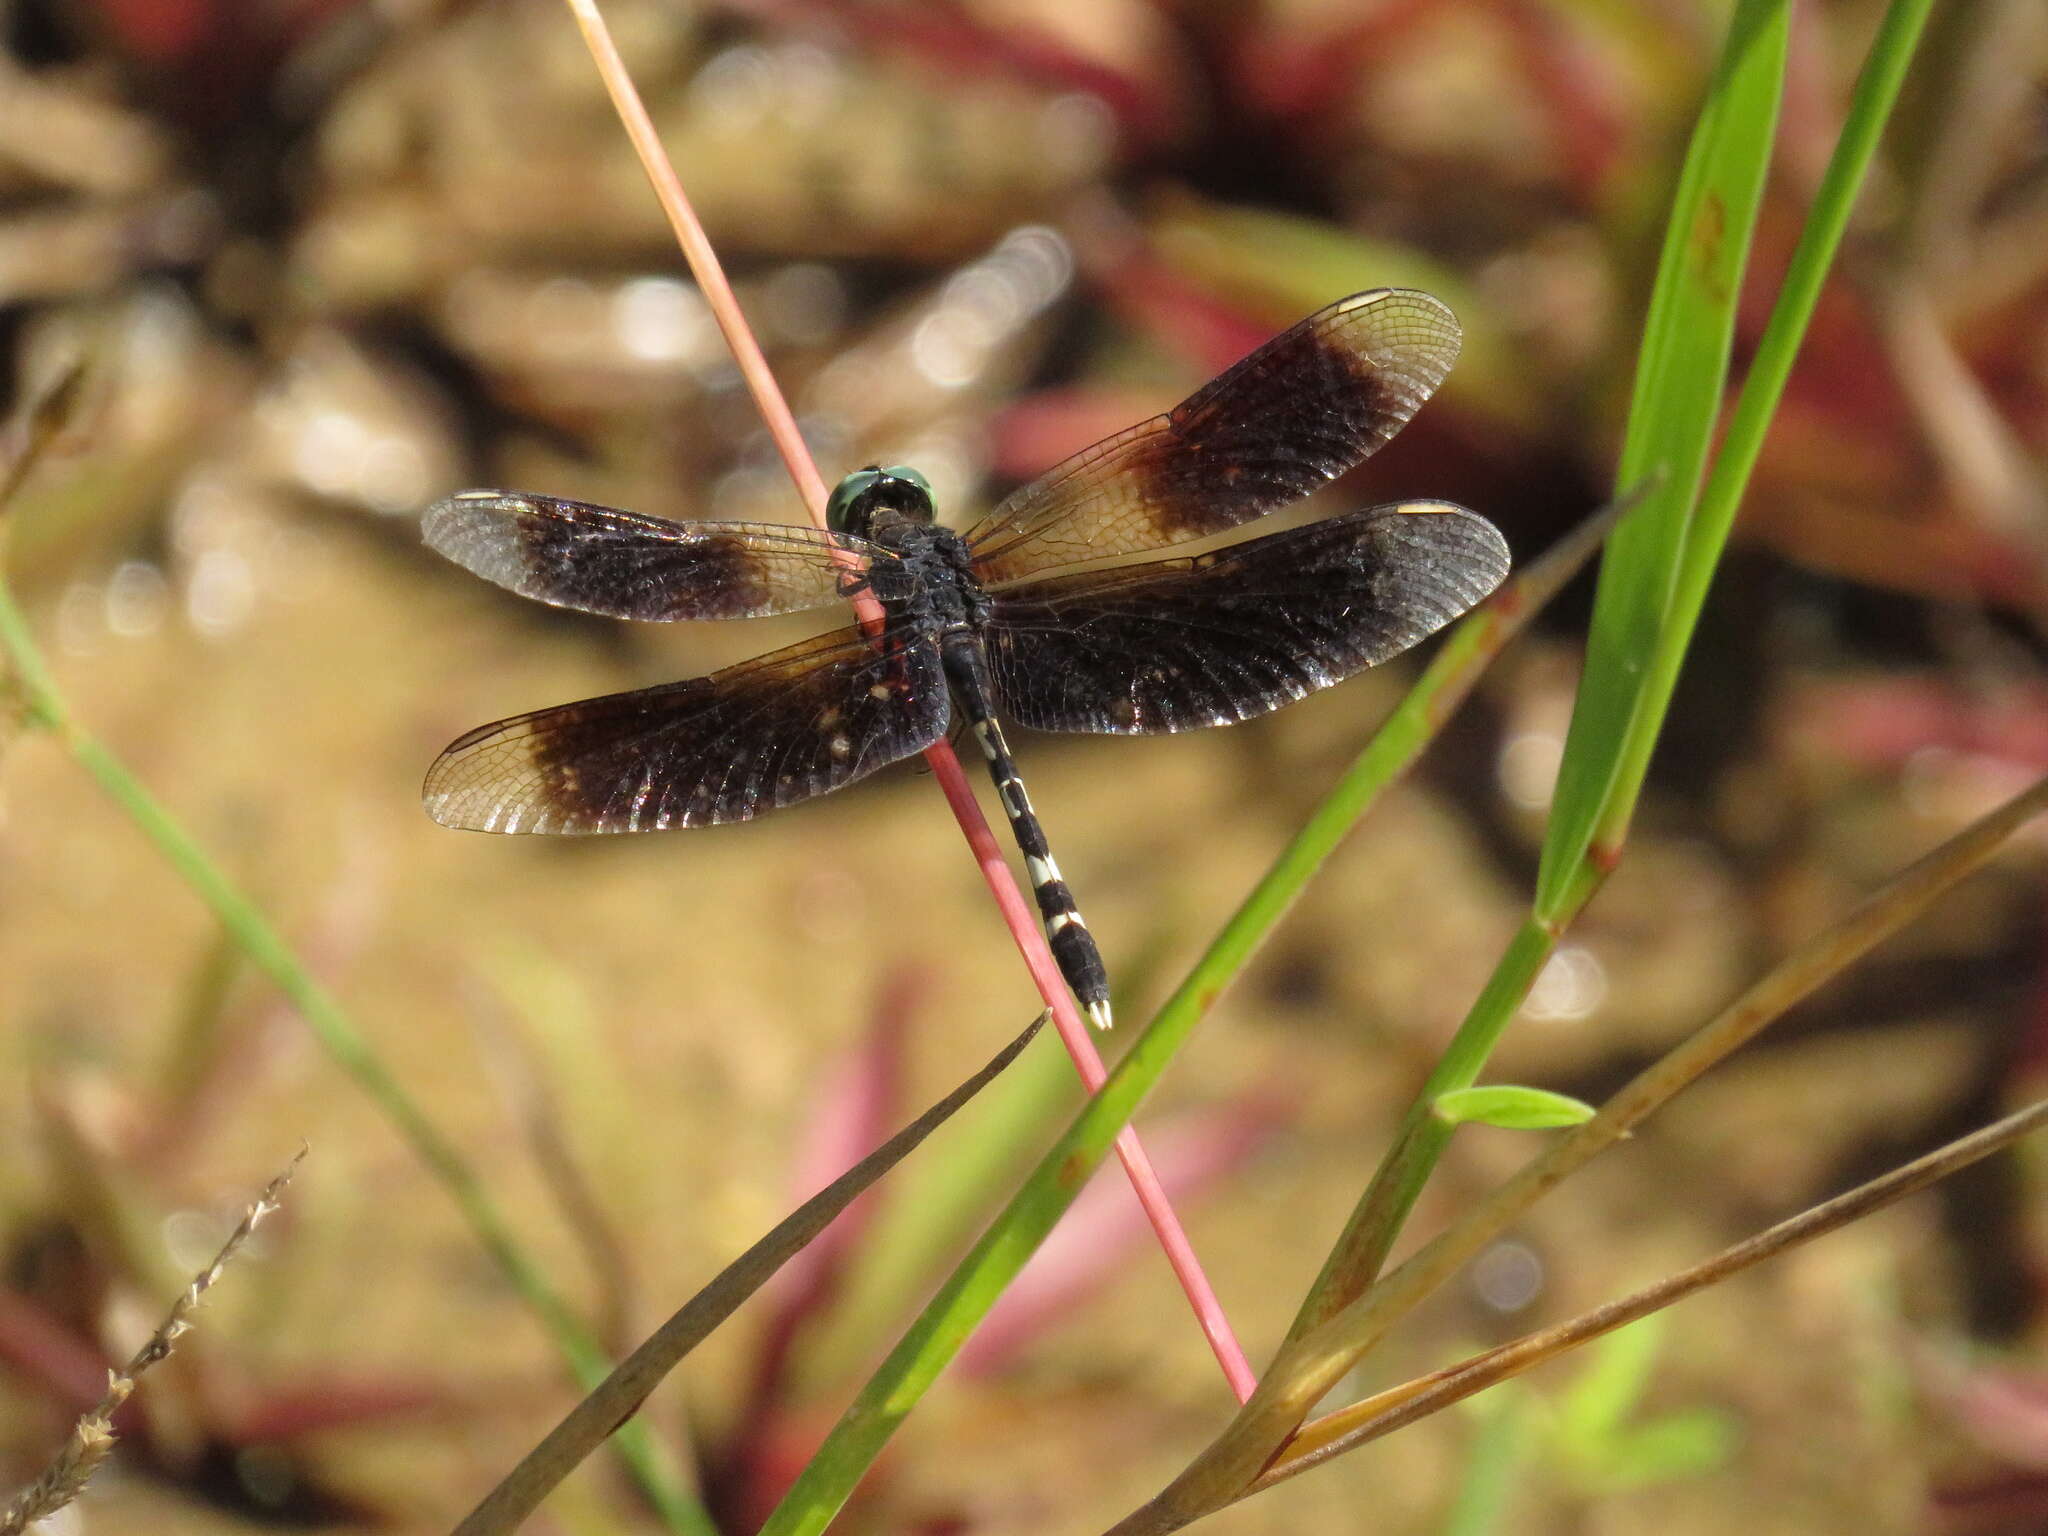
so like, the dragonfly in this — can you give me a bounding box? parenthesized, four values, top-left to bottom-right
(421, 288, 1510, 1029)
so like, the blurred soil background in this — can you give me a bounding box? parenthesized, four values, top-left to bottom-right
(2, 0, 2048, 1532)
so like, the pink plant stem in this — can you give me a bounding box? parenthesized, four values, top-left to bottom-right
(563, 0, 1254, 1402)
(919, 743, 1256, 1399)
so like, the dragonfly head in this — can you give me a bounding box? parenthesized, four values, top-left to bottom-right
(826, 465, 936, 539)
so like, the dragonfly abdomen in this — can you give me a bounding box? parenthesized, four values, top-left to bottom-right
(941, 635, 1114, 1029)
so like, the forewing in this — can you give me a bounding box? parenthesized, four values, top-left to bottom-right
(964, 290, 1461, 585)
(982, 502, 1507, 734)
(424, 491, 874, 621)
(424, 625, 947, 832)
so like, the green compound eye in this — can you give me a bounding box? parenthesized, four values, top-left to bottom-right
(827, 465, 935, 534)
(826, 468, 883, 533)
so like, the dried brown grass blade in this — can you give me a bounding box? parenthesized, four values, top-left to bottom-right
(1252, 1095, 2048, 1495)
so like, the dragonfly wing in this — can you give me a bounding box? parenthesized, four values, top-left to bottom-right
(424, 491, 874, 621)
(963, 290, 1460, 585)
(424, 623, 947, 832)
(982, 502, 1507, 734)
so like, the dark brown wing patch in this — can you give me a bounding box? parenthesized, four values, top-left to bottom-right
(981, 501, 1507, 734)
(424, 491, 873, 622)
(964, 290, 1461, 585)
(423, 624, 947, 833)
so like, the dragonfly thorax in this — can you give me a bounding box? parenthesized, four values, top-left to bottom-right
(872, 518, 987, 630)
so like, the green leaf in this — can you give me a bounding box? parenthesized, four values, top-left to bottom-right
(1533, 0, 1789, 919)
(1586, 0, 1941, 861)
(1434, 1085, 1595, 1130)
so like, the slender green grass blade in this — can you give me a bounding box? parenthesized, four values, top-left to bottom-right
(1589, 0, 1940, 854)
(1533, 0, 1789, 919)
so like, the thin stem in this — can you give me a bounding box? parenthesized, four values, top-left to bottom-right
(1, 1154, 302, 1536)
(558, 0, 1265, 1397)
(1285, 916, 1558, 1342)
(562, 0, 828, 521)
(920, 733, 1255, 1397)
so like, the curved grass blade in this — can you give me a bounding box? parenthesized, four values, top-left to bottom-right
(453, 1012, 1045, 1536)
